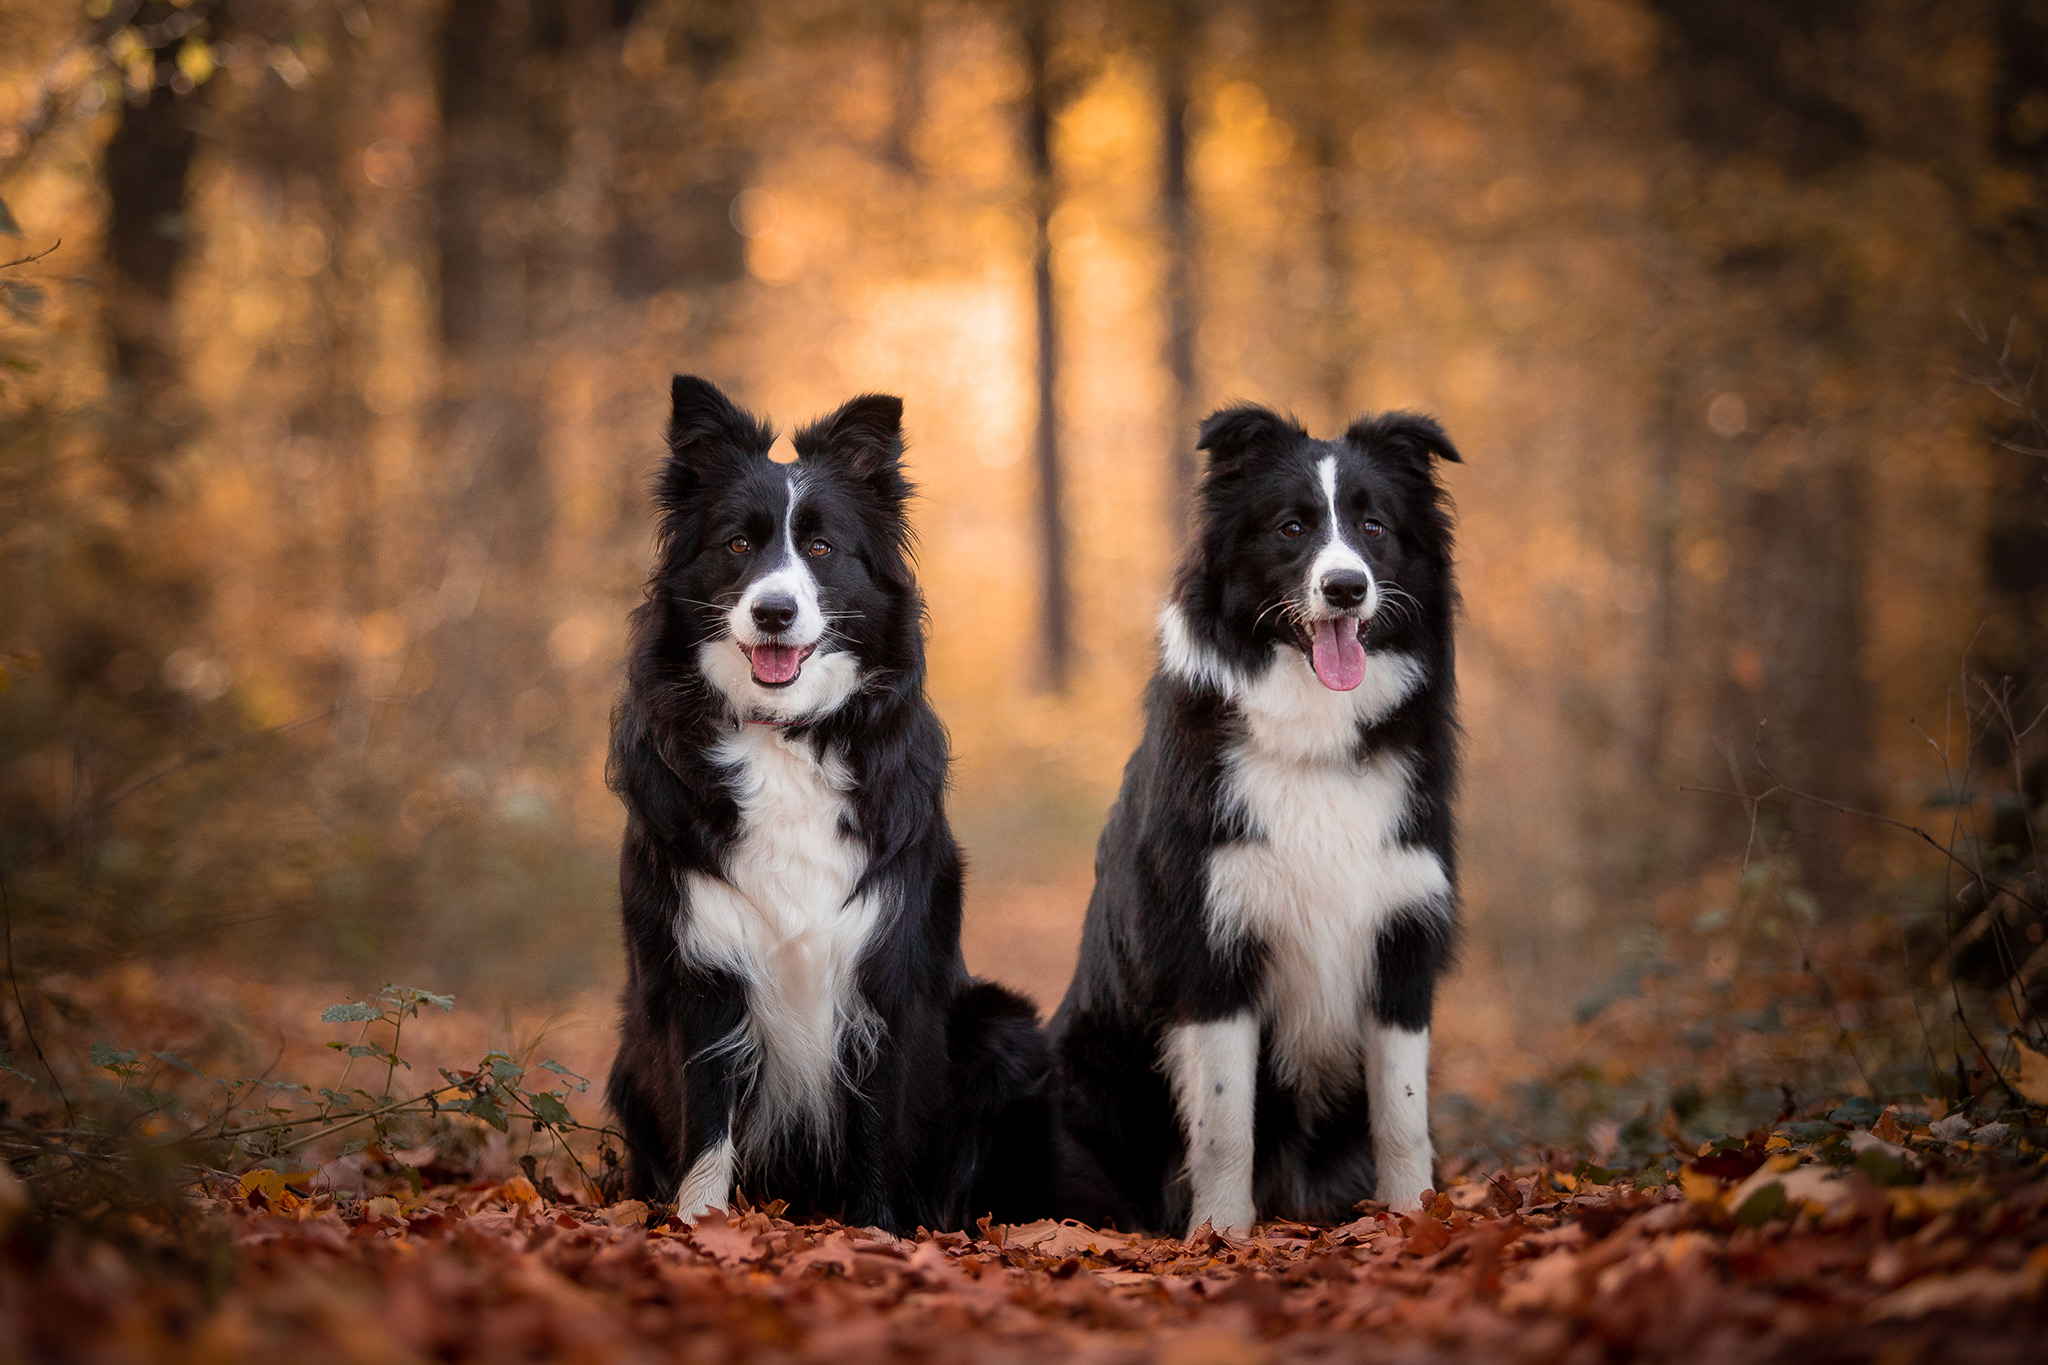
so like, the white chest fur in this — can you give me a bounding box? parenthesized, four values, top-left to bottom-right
(677, 725, 883, 1149)
(1178, 615, 1451, 1099)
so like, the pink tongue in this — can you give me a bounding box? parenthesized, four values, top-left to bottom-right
(1309, 619, 1367, 691)
(750, 644, 802, 685)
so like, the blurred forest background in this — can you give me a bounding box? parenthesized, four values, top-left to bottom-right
(3, 0, 2047, 1124)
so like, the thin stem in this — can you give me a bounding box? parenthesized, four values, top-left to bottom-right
(0, 238, 60, 271)
(215, 1086, 442, 1141)
(384, 1009, 404, 1102)
(318, 1017, 379, 1121)
(0, 867, 72, 1127)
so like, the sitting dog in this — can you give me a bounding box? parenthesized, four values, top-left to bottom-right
(1049, 404, 1462, 1234)
(605, 376, 1047, 1232)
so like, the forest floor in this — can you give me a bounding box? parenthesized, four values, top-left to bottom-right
(3, 934, 2047, 1364)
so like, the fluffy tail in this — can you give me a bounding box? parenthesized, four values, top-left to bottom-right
(605, 1046, 679, 1203)
(932, 980, 1054, 1227)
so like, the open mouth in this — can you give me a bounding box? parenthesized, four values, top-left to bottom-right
(740, 641, 818, 688)
(1291, 618, 1367, 692)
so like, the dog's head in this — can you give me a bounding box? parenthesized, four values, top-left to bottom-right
(1178, 405, 1460, 690)
(649, 375, 919, 723)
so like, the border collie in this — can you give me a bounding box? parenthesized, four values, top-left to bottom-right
(605, 376, 1048, 1233)
(1049, 404, 1461, 1234)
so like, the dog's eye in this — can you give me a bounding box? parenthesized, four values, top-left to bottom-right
(1361, 519, 1386, 539)
(1278, 520, 1304, 539)
(807, 537, 832, 558)
(727, 536, 751, 555)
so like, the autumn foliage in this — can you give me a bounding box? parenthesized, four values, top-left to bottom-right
(6, 1125, 2048, 1362)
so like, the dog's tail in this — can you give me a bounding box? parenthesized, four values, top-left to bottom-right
(933, 979, 1055, 1227)
(605, 1045, 679, 1203)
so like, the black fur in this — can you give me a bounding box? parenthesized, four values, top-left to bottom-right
(1049, 405, 1462, 1231)
(605, 375, 1047, 1232)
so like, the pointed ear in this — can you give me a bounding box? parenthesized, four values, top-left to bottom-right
(793, 393, 906, 484)
(668, 375, 773, 458)
(1196, 404, 1307, 471)
(658, 375, 774, 513)
(1344, 411, 1462, 468)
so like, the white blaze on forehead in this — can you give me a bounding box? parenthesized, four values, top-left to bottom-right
(782, 471, 801, 562)
(1301, 454, 1377, 620)
(729, 470, 825, 649)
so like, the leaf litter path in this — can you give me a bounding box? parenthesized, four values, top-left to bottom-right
(8, 1164, 2047, 1364)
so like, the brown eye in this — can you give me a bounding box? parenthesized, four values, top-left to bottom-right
(1361, 519, 1386, 539)
(1279, 520, 1304, 539)
(807, 537, 832, 557)
(728, 536, 751, 554)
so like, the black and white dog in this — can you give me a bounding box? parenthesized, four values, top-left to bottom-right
(605, 376, 1048, 1233)
(1049, 404, 1462, 1234)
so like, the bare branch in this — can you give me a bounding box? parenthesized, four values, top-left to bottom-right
(0, 239, 58, 271)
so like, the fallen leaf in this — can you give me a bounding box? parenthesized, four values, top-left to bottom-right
(1681, 1169, 1723, 1205)
(1929, 1115, 1972, 1143)
(787, 1231, 859, 1277)
(240, 1170, 287, 1202)
(2013, 1041, 2048, 1106)
(594, 1199, 646, 1228)
(1866, 1263, 2047, 1320)
(686, 1209, 765, 1267)
(1402, 1211, 1451, 1256)
(1007, 1220, 1138, 1259)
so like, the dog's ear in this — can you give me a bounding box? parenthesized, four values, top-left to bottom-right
(1196, 404, 1306, 471)
(794, 393, 907, 487)
(667, 374, 773, 456)
(1344, 411, 1462, 468)
(658, 375, 774, 508)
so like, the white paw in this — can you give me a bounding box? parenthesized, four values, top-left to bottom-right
(1377, 1174, 1433, 1212)
(1187, 1199, 1257, 1239)
(673, 1138, 735, 1223)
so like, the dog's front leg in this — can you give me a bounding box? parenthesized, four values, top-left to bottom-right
(1364, 1021, 1433, 1210)
(672, 976, 750, 1222)
(1162, 1014, 1259, 1237)
(1367, 911, 1446, 1210)
(838, 1039, 908, 1233)
(673, 1052, 740, 1220)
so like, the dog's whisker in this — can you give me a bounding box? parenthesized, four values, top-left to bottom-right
(1254, 597, 1301, 632)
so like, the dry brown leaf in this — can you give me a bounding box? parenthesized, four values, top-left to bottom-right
(1866, 1257, 2048, 1320)
(1403, 1211, 1452, 1257)
(595, 1200, 648, 1228)
(686, 1209, 767, 1267)
(1006, 1219, 1139, 1258)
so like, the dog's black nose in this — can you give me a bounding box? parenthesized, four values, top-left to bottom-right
(1321, 570, 1370, 610)
(751, 594, 798, 634)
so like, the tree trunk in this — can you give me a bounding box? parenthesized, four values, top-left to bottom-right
(102, 2, 209, 500)
(1651, 0, 1878, 912)
(1158, 0, 1200, 538)
(1308, 109, 1350, 431)
(437, 0, 551, 570)
(1983, 0, 2048, 707)
(1023, 0, 1071, 692)
(433, 1, 637, 762)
